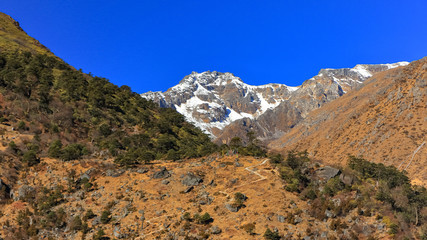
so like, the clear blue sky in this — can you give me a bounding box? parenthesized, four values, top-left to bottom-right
(1, 0, 426, 93)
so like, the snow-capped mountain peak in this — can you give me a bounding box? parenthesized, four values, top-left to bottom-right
(142, 71, 297, 135)
(142, 62, 408, 138)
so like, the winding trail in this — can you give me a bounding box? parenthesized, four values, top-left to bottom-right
(398, 141, 425, 171)
(140, 158, 270, 239)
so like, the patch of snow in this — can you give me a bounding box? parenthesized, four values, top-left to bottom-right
(351, 65, 373, 78)
(383, 61, 409, 69)
(140, 91, 164, 100)
(256, 92, 282, 115)
(194, 83, 210, 95)
(287, 86, 299, 92)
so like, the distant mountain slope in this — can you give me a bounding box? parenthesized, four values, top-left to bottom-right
(142, 62, 408, 143)
(269, 57, 427, 185)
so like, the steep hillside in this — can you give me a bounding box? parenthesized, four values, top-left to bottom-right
(0, 12, 216, 167)
(270, 57, 427, 185)
(142, 63, 408, 144)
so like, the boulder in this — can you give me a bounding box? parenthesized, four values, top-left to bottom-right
(198, 191, 214, 205)
(316, 166, 340, 181)
(183, 186, 194, 193)
(113, 225, 127, 239)
(211, 226, 222, 234)
(13, 185, 35, 201)
(91, 216, 101, 226)
(320, 231, 328, 239)
(182, 172, 203, 186)
(339, 173, 355, 186)
(137, 168, 148, 174)
(162, 179, 170, 185)
(225, 203, 239, 212)
(277, 215, 286, 223)
(377, 223, 385, 231)
(80, 173, 90, 181)
(152, 167, 171, 179)
(294, 216, 303, 224)
(80, 168, 96, 180)
(325, 209, 335, 218)
(362, 225, 372, 236)
(106, 169, 125, 177)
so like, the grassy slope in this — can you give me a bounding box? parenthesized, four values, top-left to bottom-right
(0, 13, 53, 55)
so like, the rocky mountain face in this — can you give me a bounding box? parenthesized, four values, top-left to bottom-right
(269, 57, 427, 185)
(142, 62, 409, 143)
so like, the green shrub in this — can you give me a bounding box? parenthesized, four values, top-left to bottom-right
(93, 228, 106, 240)
(323, 177, 345, 196)
(182, 212, 192, 221)
(22, 150, 40, 166)
(48, 140, 63, 158)
(388, 223, 399, 235)
(269, 153, 283, 164)
(348, 156, 409, 188)
(242, 223, 256, 235)
(61, 143, 88, 161)
(80, 177, 92, 192)
(8, 141, 19, 153)
(98, 123, 112, 136)
(18, 121, 26, 131)
(69, 215, 83, 231)
(37, 187, 64, 212)
(264, 228, 281, 240)
(84, 209, 96, 220)
(194, 212, 212, 224)
(301, 187, 317, 200)
(233, 192, 247, 208)
(100, 210, 111, 224)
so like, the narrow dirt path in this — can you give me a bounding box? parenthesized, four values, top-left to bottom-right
(140, 158, 270, 239)
(142, 159, 270, 239)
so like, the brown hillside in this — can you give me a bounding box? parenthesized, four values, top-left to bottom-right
(270, 57, 427, 186)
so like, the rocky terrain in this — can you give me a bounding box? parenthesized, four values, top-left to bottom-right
(0, 123, 403, 239)
(270, 57, 427, 187)
(141, 62, 408, 143)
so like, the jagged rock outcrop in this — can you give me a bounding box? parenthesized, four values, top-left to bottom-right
(142, 62, 408, 143)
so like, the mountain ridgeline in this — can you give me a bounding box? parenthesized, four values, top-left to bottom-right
(0, 13, 216, 165)
(141, 62, 408, 144)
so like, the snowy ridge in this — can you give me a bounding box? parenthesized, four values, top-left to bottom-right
(317, 61, 409, 93)
(141, 61, 408, 137)
(141, 71, 298, 135)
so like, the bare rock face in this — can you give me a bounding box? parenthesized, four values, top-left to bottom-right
(141, 62, 408, 143)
